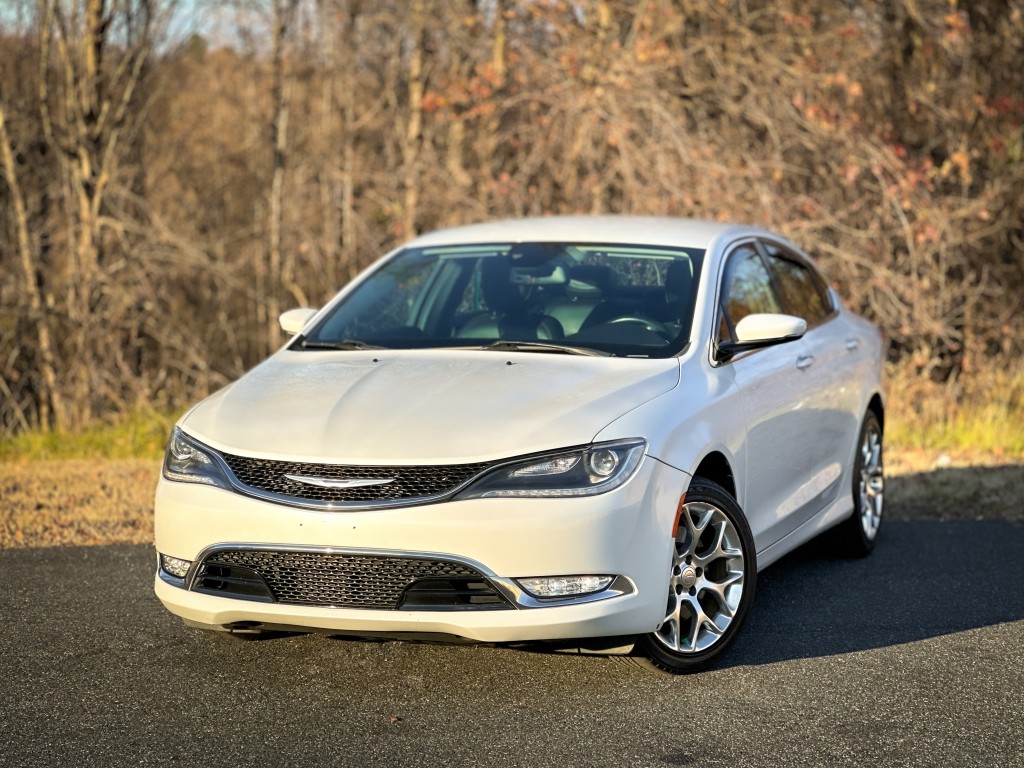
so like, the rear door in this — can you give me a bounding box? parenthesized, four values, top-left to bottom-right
(760, 240, 865, 517)
(714, 242, 820, 551)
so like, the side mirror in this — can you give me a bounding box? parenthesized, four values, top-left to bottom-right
(717, 313, 807, 362)
(279, 307, 318, 336)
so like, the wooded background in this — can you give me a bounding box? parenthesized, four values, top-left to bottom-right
(1, 0, 1022, 435)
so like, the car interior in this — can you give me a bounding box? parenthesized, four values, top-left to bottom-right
(304, 243, 704, 355)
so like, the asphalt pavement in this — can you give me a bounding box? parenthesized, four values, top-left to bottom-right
(1, 521, 1022, 767)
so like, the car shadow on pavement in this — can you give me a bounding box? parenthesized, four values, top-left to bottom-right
(207, 467, 1024, 671)
(885, 462, 1024, 523)
(723, 514, 1024, 668)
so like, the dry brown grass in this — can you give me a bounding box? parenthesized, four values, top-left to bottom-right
(0, 459, 159, 548)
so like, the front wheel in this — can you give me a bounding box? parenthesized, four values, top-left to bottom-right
(633, 478, 756, 674)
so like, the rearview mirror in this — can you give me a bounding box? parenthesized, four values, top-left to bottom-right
(279, 307, 318, 336)
(717, 313, 807, 362)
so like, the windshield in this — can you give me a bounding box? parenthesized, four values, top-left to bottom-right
(299, 241, 705, 358)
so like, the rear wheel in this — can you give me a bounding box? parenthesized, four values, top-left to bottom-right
(835, 410, 884, 556)
(633, 478, 756, 674)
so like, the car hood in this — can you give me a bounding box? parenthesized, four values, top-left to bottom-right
(181, 349, 679, 464)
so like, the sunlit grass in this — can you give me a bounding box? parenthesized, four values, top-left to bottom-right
(2, 365, 1023, 463)
(885, 364, 1024, 459)
(0, 408, 178, 461)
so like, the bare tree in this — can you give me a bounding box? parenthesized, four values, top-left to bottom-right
(0, 99, 65, 430)
(2, 0, 1022, 434)
(265, 0, 300, 350)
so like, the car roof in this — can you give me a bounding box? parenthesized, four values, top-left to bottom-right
(405, 216, 760, 251)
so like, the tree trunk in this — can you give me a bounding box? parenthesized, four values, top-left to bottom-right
(0, 102, 66, 431)
(268, 0, 299, 350)
(401, 0, 426, 239)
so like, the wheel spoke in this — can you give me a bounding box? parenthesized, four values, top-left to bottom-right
(683, 595, 707, 651)
(704, 593, 735, 621)
(701, 617, 724, 638)
(700, 571, 742, 618)
(672, 541, 688, 569)
(659, 601, 682, 650)
(694, 521, 726, 566)
(691, 506, 714, 537)
(685, 593, 724, 649)
(653, 498, 747, 657)
(679, 504, 715, 559)
(678, 512, 698, 555)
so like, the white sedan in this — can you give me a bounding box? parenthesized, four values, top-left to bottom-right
(154, 216, 884, 673)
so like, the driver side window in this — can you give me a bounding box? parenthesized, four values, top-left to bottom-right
(717, 245, 782, 344)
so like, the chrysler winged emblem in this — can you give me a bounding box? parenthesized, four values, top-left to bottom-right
(284, 474, 395, 489)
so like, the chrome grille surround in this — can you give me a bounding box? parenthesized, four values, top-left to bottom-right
(215, 451, 497, 511)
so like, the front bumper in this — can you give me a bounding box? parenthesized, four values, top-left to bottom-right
(153, 456, 688, 643)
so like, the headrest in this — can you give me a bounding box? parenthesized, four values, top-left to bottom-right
(666, 259, 693, 302)
(566, 265, 615, 299)
(480, 258, 525, 313)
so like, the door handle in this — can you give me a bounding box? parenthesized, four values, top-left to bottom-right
(845, 337, 860, 351)
(796, 355, 815, 370)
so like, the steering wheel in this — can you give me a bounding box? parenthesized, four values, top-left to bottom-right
(608, 316, 672, 336)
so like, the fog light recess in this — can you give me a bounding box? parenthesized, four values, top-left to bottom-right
(516, 575, 614, 599)
(160, 554, 192, 579)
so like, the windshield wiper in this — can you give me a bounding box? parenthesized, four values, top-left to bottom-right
(300, 338, 387, 351)
(480, 341, 611, 357)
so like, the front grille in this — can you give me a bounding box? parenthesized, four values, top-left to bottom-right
(219, 452, 493, 505)
(195, 549, 511, 610)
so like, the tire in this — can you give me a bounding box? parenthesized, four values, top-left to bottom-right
(834, 410, 884, 557)
(632, 478, 757, 674)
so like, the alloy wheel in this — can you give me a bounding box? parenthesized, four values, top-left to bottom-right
(652, 500, 745, 654)
(858, 422, 884, 541)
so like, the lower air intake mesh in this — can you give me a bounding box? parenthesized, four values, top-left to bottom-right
(198, 549, 509, 610)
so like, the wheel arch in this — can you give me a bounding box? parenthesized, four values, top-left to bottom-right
(867, 392, 885, 434)
(690, 451, 737, 500)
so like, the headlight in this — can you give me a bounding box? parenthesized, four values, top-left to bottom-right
(456, 439, 645, 499)
(162, 427, 233, 490)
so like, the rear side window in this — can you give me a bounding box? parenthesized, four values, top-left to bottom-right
(762, 243, 832, 327)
